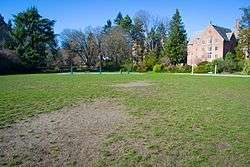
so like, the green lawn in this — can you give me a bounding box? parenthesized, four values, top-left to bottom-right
(0, 73, 250, 166)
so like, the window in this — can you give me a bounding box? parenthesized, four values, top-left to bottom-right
(208, 47, 212, 51)
(208, 52, 212, 58)
(208, 37, 212, 44)
(215, 46, 218, 51)
(215, 54, 218, 58)
(202, 40, 205, 44)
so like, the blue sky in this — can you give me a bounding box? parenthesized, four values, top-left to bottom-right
(1, 0, 249, 38)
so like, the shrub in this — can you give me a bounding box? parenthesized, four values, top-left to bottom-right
(243, 59, 250, 75)
(223, 52, 237, 73)
(0, 49, 25, 74)
(122, 60, 133, 72)
(135, 62, 147, 72)
(143, 50, 158, 71)
(211, 58, 225, 73)
(194, 61, 211, 73)
(153, 64, 162, 73)
(163, 64, 192, 73)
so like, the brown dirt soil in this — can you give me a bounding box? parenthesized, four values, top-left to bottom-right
(0, 99, 127, 167)
(113, 81, 152, 88)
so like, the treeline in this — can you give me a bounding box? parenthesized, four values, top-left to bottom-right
(59, 9, 188, 72)
(0, 7, 188, 73)
(0, 6, 249, 74)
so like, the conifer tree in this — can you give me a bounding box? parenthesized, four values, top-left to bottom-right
(120, 15, 133, 32)
(163, 9, 187, 64)
(11, 7, 57, 68)
(114, 12, 123, 25)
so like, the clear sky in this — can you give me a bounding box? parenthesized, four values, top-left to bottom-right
(0, 0, 249, 38)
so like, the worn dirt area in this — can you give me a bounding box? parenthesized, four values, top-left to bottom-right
(114, 81, 153, 88)
(0, 99, 127, 167)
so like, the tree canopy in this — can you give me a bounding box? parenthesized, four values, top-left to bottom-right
(11, 7, 57, 68)
(163, 9, 187, 65)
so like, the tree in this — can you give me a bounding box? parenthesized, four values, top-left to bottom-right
(134, 10, 150, 35)
(114, 12, 123, 25)
(120, 15, 133, 32)
(103, 19, 112, 33)
(61, 29, 100, 68)
(11, 7, 57, 69)
(101, 26, 132, 69)
(163, 9, 187, 65)
(131, 16, 145, 63)
(224, 52, 237, 73)
(238, 6, 250, 58)
(0, 14, 11, 49)
(240, 6, 250, 28)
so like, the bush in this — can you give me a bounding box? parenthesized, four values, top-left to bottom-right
(194, 61, 211, 73)
(153, 64, 162, 73)
(243, 59, 250, 75)
(163, 64, 192, 73)
(143, 50, 158, 71)
(224, 52, 237, 73)
(211, 58, 225, 73)
(135, 62, 147, 72)
(0, 49, 25, 74)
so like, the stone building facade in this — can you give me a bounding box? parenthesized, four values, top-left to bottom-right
(187, 23, 237, 65)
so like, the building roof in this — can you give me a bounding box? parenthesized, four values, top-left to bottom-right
(188, 24, 234, 44)
(212, 25, 232, 41)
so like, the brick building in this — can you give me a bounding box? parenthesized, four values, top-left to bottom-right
(187, 23, 237, 65)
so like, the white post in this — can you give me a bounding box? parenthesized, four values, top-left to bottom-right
(214, 65, 217, 75)
(191, 64, 194, 75)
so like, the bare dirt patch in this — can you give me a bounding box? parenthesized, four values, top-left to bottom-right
(114, 81, 153, 88)
(0, 99, 127, 167)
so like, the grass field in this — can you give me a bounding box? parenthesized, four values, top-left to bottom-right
(0, 73, 250, 166)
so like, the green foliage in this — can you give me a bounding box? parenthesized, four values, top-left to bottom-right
(153, 64, 162, 73)
(143, 50, 157, 71)
(211, 58, 225, 73)
(224, 52, 237, 73)
(122, 59, 133, 72)
(11, 7, 57, 69)
(163, 64, 191, 73)
(0, 14, 11, 49)
(163, 9, 187, 65)
(114, 12, 123, 25)
(243, 59, 250, 75)
(194, 61, 211, 73)
(120, 15, 133, 32)
(103, 19, 112, 33)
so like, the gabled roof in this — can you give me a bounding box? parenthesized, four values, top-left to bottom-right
(212, 25, 232, 41)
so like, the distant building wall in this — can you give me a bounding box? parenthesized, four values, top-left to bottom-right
(187, 24, 236, 65)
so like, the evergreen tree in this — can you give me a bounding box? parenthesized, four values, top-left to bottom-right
(163, 9, 187, 65)
(103, 19, 112, 33)
(131, 17, 145, 63)
(114, 12, 123, 25)
(11, 7, 57, 69)
(0, 14, 10, 48)
(120, 15, 133, 32)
